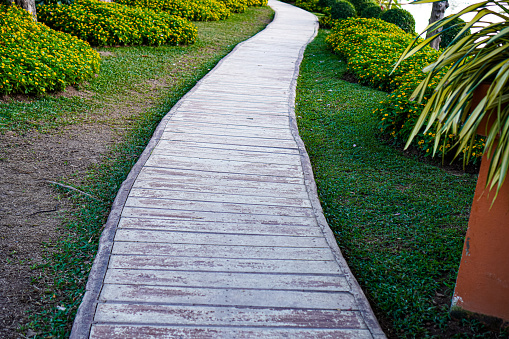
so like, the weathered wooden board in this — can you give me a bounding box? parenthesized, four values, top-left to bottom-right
(94, 304, 364, 327)
(124, 197, 314, 217)
(114, 229, 327, 247)
(144, 155, 303, 177)
(99, 284, 355, 309)
(152, 142, 302, 165)
(116, 217, 321, 236)
(90, 325, 373, 339)
(121, 207, 319, 226)
(160, 132, 298, 148)
(128, 188, 312, 207)
(136, 167, 306, 185)
(108, 255, 340, 274)
(111, 242, 334, 260)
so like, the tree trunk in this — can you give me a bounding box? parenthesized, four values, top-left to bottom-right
(6, 0, 37, 21)
(426, 1, 449, 50)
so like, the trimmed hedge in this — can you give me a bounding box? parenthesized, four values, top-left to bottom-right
(115, 0, 231, 21)
(326, 18, 485, 163)
(361, 4, 381, 18)
(380, 8, 415, 33)
(0, 4, 100, 95)
(38, 0, 198, 47)
(330, 0, 356, 20)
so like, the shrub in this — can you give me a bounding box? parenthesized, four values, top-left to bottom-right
(0, 4, 100, 95)
(115, 0, 231, 21)
(348, 0, 376, 13)
(219, 0, 247, 13)
(439, 17, 470, 49)
(326, 17, 484, 164)
(330, 0, 356, 20)
(296, 0, 321, 12)
(38, 0, 198, 47)
(380, 8, 415, 33)
(361, 4, 381, 18)
(245, 0, 267, 6)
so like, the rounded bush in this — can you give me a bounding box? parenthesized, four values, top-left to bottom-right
(361, 4, 381, 19)
(38, 0, 198, 47)
(115, 0, 231, 21)
(330, 0, 356, 20)
(440, 17, 470, 49)
(380, 8, 415, 33)
(0, 4, 100, 95)
(348, 0, 376, 13)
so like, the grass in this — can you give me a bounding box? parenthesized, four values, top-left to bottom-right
(12, 7, 274, 337)
(296, 30, 504, 338)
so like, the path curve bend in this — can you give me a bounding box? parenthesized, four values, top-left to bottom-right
(71, 1, 386, 337)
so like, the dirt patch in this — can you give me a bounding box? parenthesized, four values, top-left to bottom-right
(0, 123, 117, 338)
(0, 83, 160, 338)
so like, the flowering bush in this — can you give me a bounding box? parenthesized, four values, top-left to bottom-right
(244, 0, 267, 6)
(326, 18, 485, 163)
(0, 4, 100, 95)
(219, 0, 248, 13)
(115, 0, 230, 21)
(38, 0, 197, 47)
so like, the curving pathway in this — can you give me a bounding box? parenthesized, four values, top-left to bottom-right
(71, 1, 386, 337)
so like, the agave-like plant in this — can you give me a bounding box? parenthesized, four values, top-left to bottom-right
(394, 0, 509, 199)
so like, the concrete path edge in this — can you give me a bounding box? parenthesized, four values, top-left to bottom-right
(70, 2, 386, 337)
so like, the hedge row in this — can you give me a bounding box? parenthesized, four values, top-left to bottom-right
(326, 18, 485, 162)
(38, 0, 197, 47)
(0, 4, 100, 95)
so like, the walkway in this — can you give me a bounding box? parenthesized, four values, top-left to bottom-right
(71, 1, 385, 337)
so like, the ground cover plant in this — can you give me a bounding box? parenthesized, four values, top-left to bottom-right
(115, 0, 231, 21)
(295, 29, 504, 338)
(38, 0, 198, 47)
(326, 17, 486, 165)
(0, 4, 100, 95)
(0, 6, 273, 337)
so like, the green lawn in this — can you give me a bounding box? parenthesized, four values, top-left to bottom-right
(296, 29, 502, 338)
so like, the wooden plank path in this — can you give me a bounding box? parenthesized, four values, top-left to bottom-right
(71, 1, 386, 337)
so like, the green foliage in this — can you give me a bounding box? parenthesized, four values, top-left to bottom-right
(380, 7, 415, 33)
(439, 16, 469, 49)
(296, 0, 321, 12)
(219, 0, 248, 13)
(38, 0, 198, 47)
(326, 17, 485, 164)
(296, 29, 499, 337)
(347, 0, 376, 13)
(330, 0, 356, 20)
(0, 4, 100, 95)
(244, 0, 267, 6)
(360, 4, 381, 18)
(115, 0, 231, 21)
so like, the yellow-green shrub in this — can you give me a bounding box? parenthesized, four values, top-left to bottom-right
(38, 0, 197, 47)
(0, 4, 100, 95)
(115, 0, 230, 21)
(219, 0, 248, 13)
(327, 18, 485, 163)
(245, 0, 267, 6)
